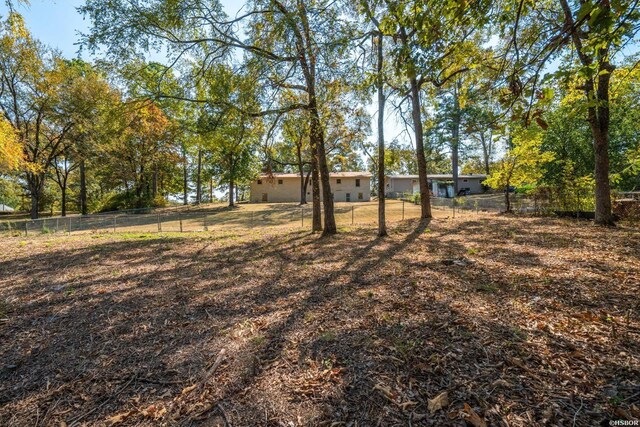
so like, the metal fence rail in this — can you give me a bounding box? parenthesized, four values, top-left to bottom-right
(0, 199, 502, 237)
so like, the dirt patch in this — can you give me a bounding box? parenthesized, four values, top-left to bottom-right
(0, 217, 639, 426)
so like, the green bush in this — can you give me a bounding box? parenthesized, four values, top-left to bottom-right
(96, 191, 167, 213)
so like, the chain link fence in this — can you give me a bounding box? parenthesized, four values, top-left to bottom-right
(0, 199, 501, 237)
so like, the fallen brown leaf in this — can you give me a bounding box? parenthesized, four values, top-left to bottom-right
(428, 391, 449, 414)
(105, 410, 134, 425)
(462, 403, 487, 427)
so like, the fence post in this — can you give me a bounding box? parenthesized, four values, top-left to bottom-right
(251, 211, 254, 228)
(56, 218, 59, 233)
(68, 217, 71, 235)
(402, 200, 405, 221)
(452, 198, 456, 219)
(301, 207, 304, 227)
(179, 215, 183, 232)
(24, 221, 28, 237)
(157, 213, 161, 232)
(203, 214, 208, 231)
(352, 205, 354, 225)
(113, 216, 117, 233)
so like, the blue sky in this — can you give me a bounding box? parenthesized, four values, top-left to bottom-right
(0, 0, 243, 58)
(0, 0, 87, 57)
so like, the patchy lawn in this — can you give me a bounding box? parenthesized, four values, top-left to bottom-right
(0, 216, 639, 426)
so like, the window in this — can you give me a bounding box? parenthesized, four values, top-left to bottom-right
(355, 179, 361, 187)
(278, 179, 283, 185)
(358, 192, 363, 200)
(412, 179, 417, 184)
(463, 179, 468, 182)
(336, 178, 342, 184)
(346, 193, 351, 202)
(257, 179, 262, 184)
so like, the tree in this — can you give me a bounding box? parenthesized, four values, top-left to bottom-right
(80, 0, 356, 236)
(379, 0, 491, 219)
(500, 0, 640, 225)
(485, 128, 555, 212)
(0, 13, 68, 218)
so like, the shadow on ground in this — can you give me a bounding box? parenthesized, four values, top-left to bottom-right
(0, 216, 638, 426)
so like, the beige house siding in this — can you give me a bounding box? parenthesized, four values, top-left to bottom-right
(250, 177, 301, 203)
(385, 177, 418, 194)
(250, 173, 371, 203)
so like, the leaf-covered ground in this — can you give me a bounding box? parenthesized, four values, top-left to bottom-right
(0, 216, 639, 426)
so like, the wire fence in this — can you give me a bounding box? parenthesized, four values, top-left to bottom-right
(0, 198, 505, 237)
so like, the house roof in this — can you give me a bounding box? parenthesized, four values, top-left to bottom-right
(387, 174, 487, 180)
(259, 172, 372, 179)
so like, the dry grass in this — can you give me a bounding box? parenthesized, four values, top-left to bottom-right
(0, 216, 639, 426)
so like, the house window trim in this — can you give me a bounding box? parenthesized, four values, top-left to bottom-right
(355, 178, 361, 187)
(278, 179, 283, 185)
(257, 179, 262, 185)
(336, 178, 342, 184)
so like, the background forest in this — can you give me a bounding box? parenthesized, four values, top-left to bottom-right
(0, 0, 638, 232)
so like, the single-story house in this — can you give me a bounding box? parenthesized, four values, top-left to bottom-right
(250, 172, 371, 203)
(385, 174, 487, 198)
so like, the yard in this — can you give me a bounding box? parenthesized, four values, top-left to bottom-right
(2, 200, 474, 236)
(0, 216, 639, 426)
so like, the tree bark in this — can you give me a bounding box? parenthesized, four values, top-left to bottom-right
(310, 143, 322, 232)
(558, 0, 614, 225)
(409, 76, 432, 219)
(376, 34, 387, 237)
(228, 177, 234, 207)
(196, 148, 202, 205)
(182, 143, 188, 205)
(152, 167, 158, 199)
(589, 62, 614, 225)
(80, 159, 87, 215)
(505, 185, 511, 213)
(451, 80, 461, 195)
(297, 143, 307, 205)
(310, 106, 336, 236)
(29, 176, 41, 219)
(61, 183, 67, 217)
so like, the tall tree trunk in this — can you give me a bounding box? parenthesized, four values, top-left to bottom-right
(409, 76, 432, 219)
(61, 182, 67, 217)
(209, 177, 213, 203)
(29, 176, 41, 219)
(505, 184, 511, 213)
(80, 159, 88, 215)
(589, 62, 614, 225)
(310, 107, 336, 236)
(228, 178, 234, 207)
(451, 81, 461, 196)
(196, 148, 202, 205)
(182, 144, 188, 205)
(481, 132, 491, 175)
(152, 167, 158, 199)
(559, 0, 614, 225)
(310, 145, 322, 232)
(297, 143, 307, 205)
(376, 34, 387, 237)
